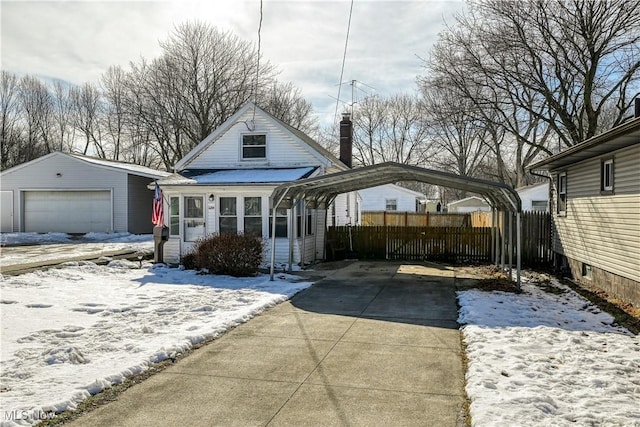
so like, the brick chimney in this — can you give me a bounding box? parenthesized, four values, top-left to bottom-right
(339, 112, 353, 168)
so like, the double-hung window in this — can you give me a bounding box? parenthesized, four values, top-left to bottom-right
(385, 198, 398, 211)
(169, 197, 180, 236)
(557, 172, 567, 214)
(244, 197, 262, 236)
(242, 134, 266, 160)
(219, 197, 237, 234)
(184, 196, 204, 242)
(601, 158, 614, 193)
(269, 208, 288, 237)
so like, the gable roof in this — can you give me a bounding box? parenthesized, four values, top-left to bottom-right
(359, 183, 426, 199)
(1, 151, 170, 179)
(447, 195, 490, 207)
(174, 102, 347, 171)
(529, 117, 640, 171)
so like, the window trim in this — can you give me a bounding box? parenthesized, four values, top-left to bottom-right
(183, 195, 205, 242)
(601, 158, 614, 194)
(219, 196, 238, 235)
(269, 207, 288, 238)
(169, 196, 180, 236)
(243, 196, 263, 236)
(557, 172, 567, 215)
(385, 198, 398, 212)
(241, 133, 267, 161)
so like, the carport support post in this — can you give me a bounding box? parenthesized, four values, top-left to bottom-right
(508, 212, 513, 281)
(269, 203, 278, 281)
(300, 200, 306, 268)
(491, 208, 496, 264)
(500, 210, 505, 270)
(288, 204, 295, 272)
(516, 211, 522, 290)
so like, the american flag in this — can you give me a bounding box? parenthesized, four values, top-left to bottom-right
(152, 183, 164, 226)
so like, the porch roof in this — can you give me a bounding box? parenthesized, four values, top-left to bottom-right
(155, 167, 317, 186)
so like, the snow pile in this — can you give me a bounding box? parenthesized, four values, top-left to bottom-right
(458, 275, 640, 426)
(0, 262, 313, 425)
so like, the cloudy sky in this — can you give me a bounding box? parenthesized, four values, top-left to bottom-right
(1, 0, 465, 126)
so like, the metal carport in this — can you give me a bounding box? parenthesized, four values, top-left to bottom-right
(269, 162, 523, 287)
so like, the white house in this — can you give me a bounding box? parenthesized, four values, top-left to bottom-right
(516, 182, 549, 212)
(155, 103, 356, 265)
(0, 152, 170, 234)
(446, 195, 491, 213)
(358, 183, 425, 212)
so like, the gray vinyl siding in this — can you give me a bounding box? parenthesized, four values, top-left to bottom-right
(551, 143, 640, 282)
(0, 153, 127, 232)
(127, 174, 155, 234)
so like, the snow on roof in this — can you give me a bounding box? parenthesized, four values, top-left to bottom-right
(69, 153, 171, 178)
(163, 167, 318, 185)
(447, 195, 489, 206)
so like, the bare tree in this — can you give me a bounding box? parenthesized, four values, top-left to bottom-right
(459, 0, 640, 147)
(1, 71, 25, 169)
(351, 94, 431, 166)
(259, 80, 316, 133)
(70, 82, 103, 156)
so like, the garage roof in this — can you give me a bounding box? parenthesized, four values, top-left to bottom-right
(270, 162, 522, 213)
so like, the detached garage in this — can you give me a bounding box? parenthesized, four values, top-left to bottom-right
(0, 152, 170, 234)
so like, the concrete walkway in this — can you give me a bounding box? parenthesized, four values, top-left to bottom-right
(70, 261, 465, 427)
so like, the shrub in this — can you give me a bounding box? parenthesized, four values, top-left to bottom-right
(192, 233, 264, 277)
(180, 252, 197, 270)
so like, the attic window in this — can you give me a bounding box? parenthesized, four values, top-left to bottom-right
(242, 134, 266, 159)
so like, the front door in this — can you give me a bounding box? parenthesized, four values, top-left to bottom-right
(183, 196, 205, 243)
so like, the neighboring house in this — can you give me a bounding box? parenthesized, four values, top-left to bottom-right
(529, 116, 640, 306)
(423, 200, 442, 213)
(328, 191, 362, 226)
(0, 152, 170, 234)
(447, 196, 491, 213)
(155, 103, 354, 265)
(358, 183, 426, 213)
(516, 182, 549, 212)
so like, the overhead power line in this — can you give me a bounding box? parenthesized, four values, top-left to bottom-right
(334, 0, 354, 133)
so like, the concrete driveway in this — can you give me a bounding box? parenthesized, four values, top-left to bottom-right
(0, 242, 150, 274)
(70, 261, 466, 427)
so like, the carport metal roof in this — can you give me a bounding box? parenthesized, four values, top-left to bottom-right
(268, 162, 524, 288)
(270, 162, 522, 213)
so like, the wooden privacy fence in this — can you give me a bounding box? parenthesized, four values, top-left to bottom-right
(362, 211, 470, 227)
(328, 211, 552, 266)
(327, 225, 492, 263)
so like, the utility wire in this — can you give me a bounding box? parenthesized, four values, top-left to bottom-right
(252, 0, 264, 127)
(334, 0, 354, 135)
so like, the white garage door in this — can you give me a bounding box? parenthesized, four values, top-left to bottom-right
(24, 191, 112, 233)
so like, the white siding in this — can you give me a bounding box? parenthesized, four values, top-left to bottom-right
(331, 192, 360, 226)
(186, 109, 325, 169)
(551, 143, 640, 282)
(517, 182, 549, 211)
(0, 153, 128, 232)
(359, 184, 422, 212)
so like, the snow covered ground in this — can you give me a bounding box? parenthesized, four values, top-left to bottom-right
(0, 261, 312, 425)
(458, 274, 640, 426)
